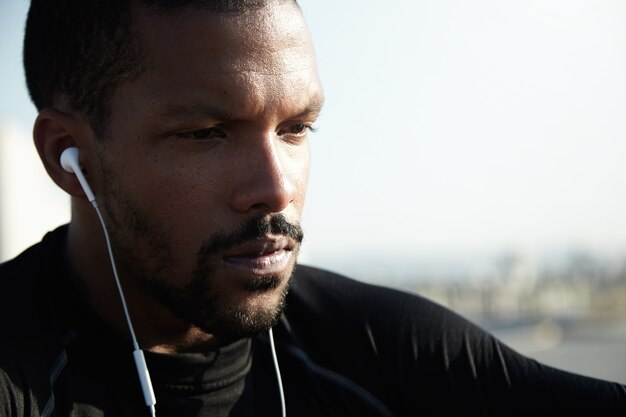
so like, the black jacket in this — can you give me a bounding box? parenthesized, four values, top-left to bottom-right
(1, 226, 625, 416)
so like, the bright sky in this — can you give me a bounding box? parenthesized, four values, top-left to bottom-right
(1, 1, 626, 280)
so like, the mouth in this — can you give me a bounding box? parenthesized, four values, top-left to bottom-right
(221, 236, 295, 276)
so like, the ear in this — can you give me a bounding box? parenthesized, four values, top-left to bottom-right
(33, 108, 95, 200)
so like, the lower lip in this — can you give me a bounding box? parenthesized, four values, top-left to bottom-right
(222, 249, 292, 275)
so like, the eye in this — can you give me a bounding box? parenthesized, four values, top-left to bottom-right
(175, 127, 226, 140)
(278, 123, 317, 138)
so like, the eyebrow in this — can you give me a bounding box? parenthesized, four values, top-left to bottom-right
(156, 94, 325, 123)
(295, 95, 325, 119)
(156, 103, 237, 123)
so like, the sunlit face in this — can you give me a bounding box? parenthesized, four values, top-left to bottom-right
(89, 2, 323, 340)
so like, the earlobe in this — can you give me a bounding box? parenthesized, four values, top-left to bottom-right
(33, 108, 94, 200)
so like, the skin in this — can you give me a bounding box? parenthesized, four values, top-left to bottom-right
(33, 1, 324, 353)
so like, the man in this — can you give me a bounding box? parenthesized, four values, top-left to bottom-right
(1, 0, 625, 416)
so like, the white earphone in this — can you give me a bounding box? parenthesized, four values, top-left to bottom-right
(59, 147, 96, 202)
(59, 146, 157, 417)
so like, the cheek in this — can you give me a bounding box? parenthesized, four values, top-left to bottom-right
(288, 144, 311, 213)
(294, 151, 310, 197)
(132, 167, 225, 275)
(109, 149, 227, 251)
(146, 169, 227, 242)
(128, 145, 225, 204)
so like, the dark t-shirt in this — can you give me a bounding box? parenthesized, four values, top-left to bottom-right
(1, 226, 625, 416)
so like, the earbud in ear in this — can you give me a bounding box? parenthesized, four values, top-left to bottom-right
(60, 146, 80, 174)
(59, 147, 96, 202)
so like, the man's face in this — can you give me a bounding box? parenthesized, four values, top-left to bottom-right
(89, 2, 323, 340)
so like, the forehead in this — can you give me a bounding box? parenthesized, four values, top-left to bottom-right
(138, 3, 308, 63)
(122, 2, 321, 118)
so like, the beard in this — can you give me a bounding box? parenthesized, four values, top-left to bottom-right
(97, 159, 304, 341)
(142, 214, 303, 341)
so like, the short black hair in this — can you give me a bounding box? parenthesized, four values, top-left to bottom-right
(23, 0, 296, 136)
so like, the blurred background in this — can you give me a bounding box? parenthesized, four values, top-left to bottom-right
(2, 1, 626, 382)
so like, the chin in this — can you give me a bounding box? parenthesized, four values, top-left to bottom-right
(201, 276, 291, 341)
(145, 266, 294, 341)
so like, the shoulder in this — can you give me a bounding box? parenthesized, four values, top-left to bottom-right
(0, 225, 67, 290)
(0, 227, 70, 414)
(286, 266, 626, 416)
(0, 225, 72, 339)
(283, 265, 504, 415)
(285, 264, 487, 370)
(0, 241, 45, 335)
(289, 265, 472, 336)
(0, 227, 66, 330)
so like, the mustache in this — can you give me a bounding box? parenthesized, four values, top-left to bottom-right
(196, 214, 304, 258)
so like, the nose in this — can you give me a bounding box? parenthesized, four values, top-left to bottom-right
(230, 138, 297, 214)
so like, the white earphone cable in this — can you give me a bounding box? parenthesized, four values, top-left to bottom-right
(92, 201, 138, 348)
(92, 200, 157, 417)
(268, 327, 286, 417)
